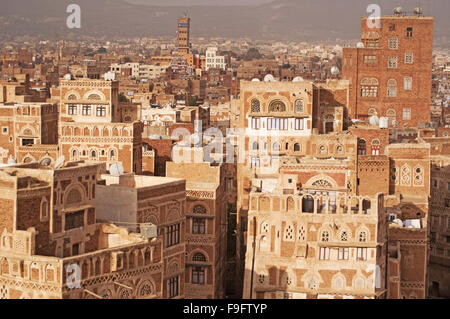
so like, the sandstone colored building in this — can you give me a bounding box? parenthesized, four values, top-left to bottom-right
(0, 162, 163, 299)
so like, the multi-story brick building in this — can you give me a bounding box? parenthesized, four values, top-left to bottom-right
(167, 147, 228, 299)
(0, 162, 164, 299)
(243, 190, 387, 299)
(0, 102, 58, 165)
(177, 16, 191, 55)
(59, 79, 143, 173)
(96, 174, 187, 299)
(342, 15, 434, 128)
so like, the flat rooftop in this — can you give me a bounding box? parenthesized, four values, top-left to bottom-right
(101, 174, 185, 189)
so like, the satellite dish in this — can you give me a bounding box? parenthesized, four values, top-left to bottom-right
(414, 7, 423, 15)
(394, 6, 402, 15)
(369, 116, 379, 126)
(292, 76, 304, 82)
(39, 158, 52, 167)
(251, 78, 260, 82)
(63, 74, 72, 80)
(356, 42, 364, 48)
(109, 162, 124, 175)
(202, 102, 210, 108)
(54, 156, 65, 169)
(330, 66, 340, 75)
(7, 157, 17, 165)
(264, 74, 275, 82)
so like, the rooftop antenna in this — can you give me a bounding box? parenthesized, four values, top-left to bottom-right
(54, 156, 65, 169)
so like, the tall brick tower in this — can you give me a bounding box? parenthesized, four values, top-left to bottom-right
(342, 9, 434, 128)
(177, 15, 191, 55)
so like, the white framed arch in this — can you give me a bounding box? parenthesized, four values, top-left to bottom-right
(64, 183, 86, 207)
(65, 91, 81, 101)
(82, 90, 106, 101)
(304, 174, 339, 190)
(355, 225, 370, 242)
(332, 273, 346, 290)
(190, 249, 210, 263)
(20, 125, 36, 137)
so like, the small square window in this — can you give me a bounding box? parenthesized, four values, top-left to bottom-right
(388, 38, 398, 50)
(406, 27, 413, 38)
(405, 52, 414, 64)
(2, 127, 8, 135)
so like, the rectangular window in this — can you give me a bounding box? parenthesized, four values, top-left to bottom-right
(338, 247, 349, 260)
(363, 55, 376, 64)
(68, 104, 77, 115)
(389, 23, 396, 31)
(251, 117, 260, 130)
(406, 27, 413, 38)
(388, 38, 398, 50)
(319, 247, 330, 260)
(165, 223, 180, 247)
(295, 118, 304, 130)
(65, 210, 85, 231)
(168, 276, 179, 298)
(251, 157, 260, 168)
(96, 106, 107, 117)
(2, 127, 8, 135)
(433, 179, 438, 188)
(192, 266, 205, 284)
(388, 56, 398, 69)
(192, 218, 206, 234)
(361, 86, 378, 98)
(447, 182, 450, 191)
(82, 105, 91, 116)
(403, 108, 411, 120)
(405, 52, 414, 64)
(357, 248, 367, 261)
(267, 118, 288, 130)
(404, 77, 413, 91)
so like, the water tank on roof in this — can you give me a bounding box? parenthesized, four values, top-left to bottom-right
(369, 115, 379, 126)
(292, 76, 304, 82)
(331, 66, 340, 75)
(379, 117, 389, 129)
(264, 74, 275, 82)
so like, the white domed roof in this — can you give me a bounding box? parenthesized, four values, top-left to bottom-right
(251, 78, 260, 82)
(264, 74, 275, 82)
(292, 76, 304, 82)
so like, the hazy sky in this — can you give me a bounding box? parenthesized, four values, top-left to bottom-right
(126, 0, 273, 6)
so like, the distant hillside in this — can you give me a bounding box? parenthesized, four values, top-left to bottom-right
(0, 0, 449, 47)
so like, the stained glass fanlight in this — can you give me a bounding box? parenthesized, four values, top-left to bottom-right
(251, 99, 261, 113)
(269, 100, 286, 112)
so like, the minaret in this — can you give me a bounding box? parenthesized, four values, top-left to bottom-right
(177, 14, 190, 55)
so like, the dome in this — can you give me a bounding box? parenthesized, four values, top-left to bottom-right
(264, 74, 275, 82)
(356, 42, 364, 48)
(292, 76, 304, 82)
(251, 78, 260, 82)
